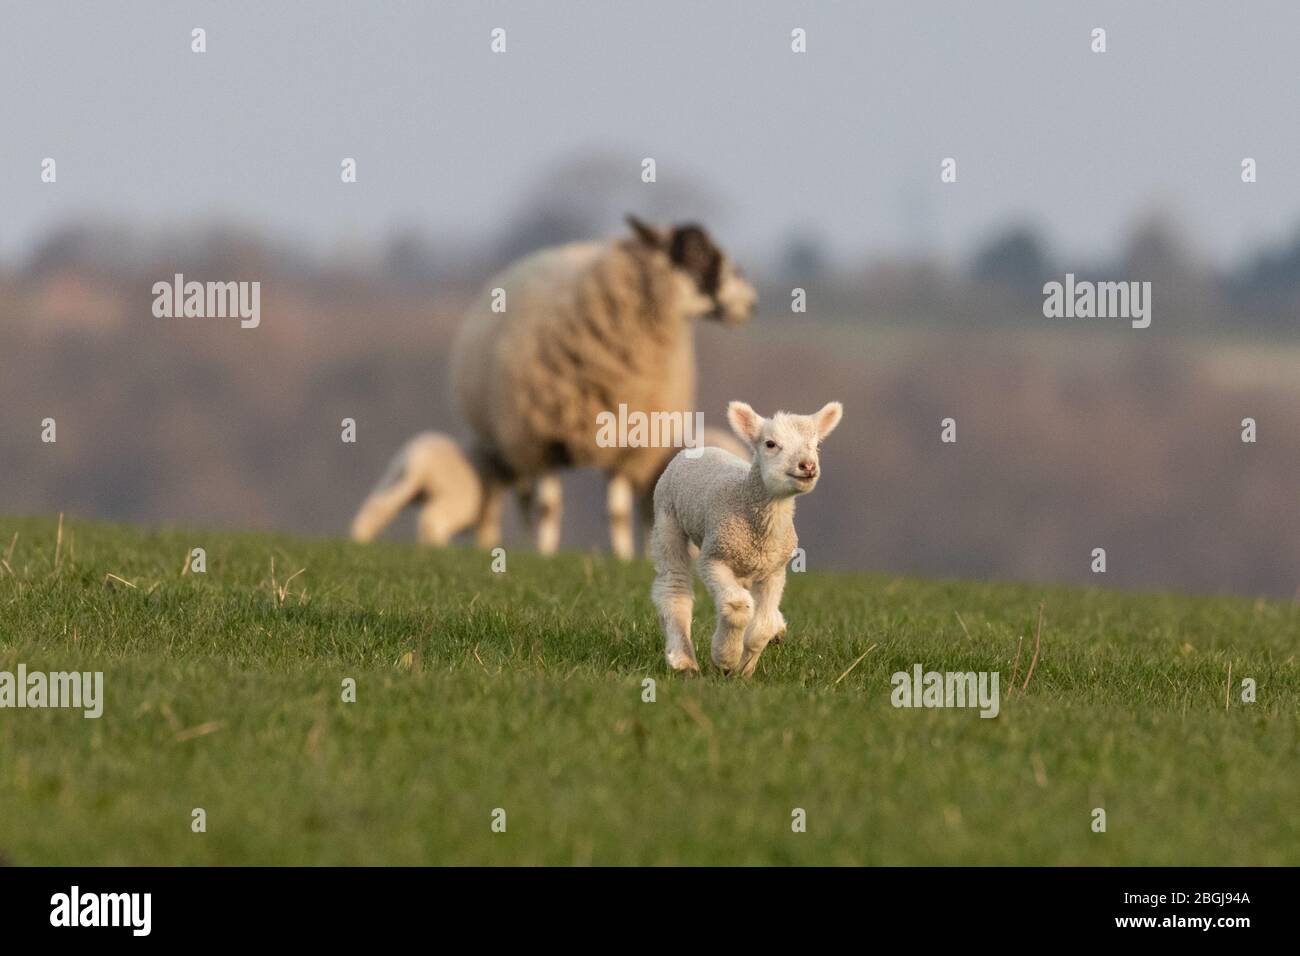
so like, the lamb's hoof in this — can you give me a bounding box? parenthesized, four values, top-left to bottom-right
(666, 649, 700, 676)
(769, 627, 788, 646)
(733, 650, 762, 678)
(712, 654, 742, 675)
(674, 667, 699, 679)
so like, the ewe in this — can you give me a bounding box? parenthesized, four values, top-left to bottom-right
(450, 215, 757, 559)
(650, 400, 843, 677)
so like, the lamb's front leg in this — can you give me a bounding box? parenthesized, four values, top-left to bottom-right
(737, 567, 787, 678)
(699, 558, 753, 675)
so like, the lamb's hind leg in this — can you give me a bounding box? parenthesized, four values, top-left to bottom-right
(737, 567, 787, 678)
(650, 511, 698, 674)
(699, 558, 753, 675)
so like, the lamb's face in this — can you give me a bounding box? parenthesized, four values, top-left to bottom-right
(625, 214, 757, 325)
(727, 401, 844, 498)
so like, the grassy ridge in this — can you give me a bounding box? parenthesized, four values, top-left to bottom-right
(0, 514, 1296, 865)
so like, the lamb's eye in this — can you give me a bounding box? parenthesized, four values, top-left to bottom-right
(765, 440, 777, 449)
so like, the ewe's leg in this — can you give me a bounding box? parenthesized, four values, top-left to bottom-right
(475, 481, 505, 549)
(607, 474, 635, 560)
(737, 568, 787, 678)
(651, 512, 698, 674)
(698, 558, 753, 675)
(515, 475, 563, 555)
(534, 475, 562, 555)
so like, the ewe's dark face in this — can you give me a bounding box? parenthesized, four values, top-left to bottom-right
(626, 215, 758, 324)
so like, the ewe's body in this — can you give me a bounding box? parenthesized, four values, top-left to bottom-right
(350, 432, 484, 545)
(651, 401, 843, 677)
(450, 216, 756, 559)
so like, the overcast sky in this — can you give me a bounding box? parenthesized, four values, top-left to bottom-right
(4, 1, 1299, 269)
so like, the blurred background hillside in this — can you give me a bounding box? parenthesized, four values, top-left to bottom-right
(2, 1, 1298, 598)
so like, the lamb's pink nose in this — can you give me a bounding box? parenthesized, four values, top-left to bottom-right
(798, 461, 817, 476)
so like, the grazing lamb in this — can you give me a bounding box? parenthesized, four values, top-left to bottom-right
(350, 432, 486, 546)
(450, 215, 757, 560)
(650, 400, 843, 678)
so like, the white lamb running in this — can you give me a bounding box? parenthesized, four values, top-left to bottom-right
(650, 400, 843, 678)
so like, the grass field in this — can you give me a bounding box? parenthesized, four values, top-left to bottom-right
(0, 514, 1296, 865)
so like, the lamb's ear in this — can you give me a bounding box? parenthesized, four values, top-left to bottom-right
(626, 214, 664, 248)
(813, 401, 843, 439)
(727, 401, 764, 448)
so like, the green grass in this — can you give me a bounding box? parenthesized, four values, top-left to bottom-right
(0, 514, 1296, 865)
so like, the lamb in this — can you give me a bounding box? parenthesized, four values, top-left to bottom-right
(650, 400, 843, 678)
(350, 432, 488, 546)
(449, 215, 757, 560)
